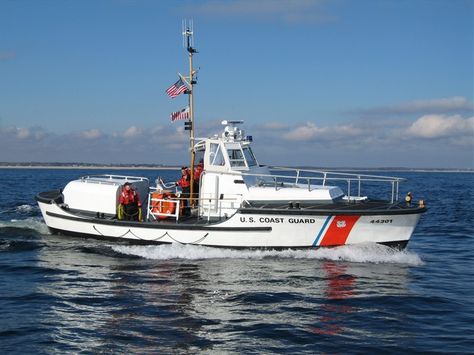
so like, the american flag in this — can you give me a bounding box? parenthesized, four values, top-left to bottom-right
(165, 78, 187, 98)
(170, 106, 190, 121)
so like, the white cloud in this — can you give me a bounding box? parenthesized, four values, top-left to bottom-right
(282, 122, 362, 141)
(80, 129, 103, 139)
(406, 114, 474, 139)
(1, 126, 46, 140)
(16, 127, 30, 139)
(122, 126, 141, 138)
(150, 125, 163, 135)
(148, 125, 189, 146)
(284, 122, 327, 141)
(261, 122, 289, 130)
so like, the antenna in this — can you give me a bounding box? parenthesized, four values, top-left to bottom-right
(182, 19, 195, 52)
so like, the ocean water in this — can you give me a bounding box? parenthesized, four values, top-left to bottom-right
(0, 169, 473, 354)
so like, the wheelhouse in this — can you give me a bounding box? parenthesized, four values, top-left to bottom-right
(200, 120, 259, 173)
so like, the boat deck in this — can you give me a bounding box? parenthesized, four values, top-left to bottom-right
(240, 199, 426, 216)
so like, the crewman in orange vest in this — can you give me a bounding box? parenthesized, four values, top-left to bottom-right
(119, 182, 142, 221)
(193, 160, 204, 196)
(176, 166, 191, 216)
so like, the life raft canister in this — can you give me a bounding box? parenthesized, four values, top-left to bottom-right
(151, 191, 177, 219)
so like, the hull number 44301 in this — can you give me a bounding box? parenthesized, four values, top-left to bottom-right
(370, 219, 393, 224)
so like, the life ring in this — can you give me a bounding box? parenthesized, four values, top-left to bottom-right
(151, 192, 177, 219)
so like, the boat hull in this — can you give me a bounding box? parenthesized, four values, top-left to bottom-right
(37, 199, 422, 249)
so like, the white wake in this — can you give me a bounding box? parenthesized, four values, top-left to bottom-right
(112, 243, 423, 265)
(0, 217, 50, 235)
(15, 204, 40, 214)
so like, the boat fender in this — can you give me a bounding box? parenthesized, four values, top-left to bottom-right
(117, 204, 124, 220)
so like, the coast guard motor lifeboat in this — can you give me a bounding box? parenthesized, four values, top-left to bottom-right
(36, 120, 426, 249)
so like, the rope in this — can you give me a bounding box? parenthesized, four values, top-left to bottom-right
(122, 209, 139, 217)
(93, 223, 210, 245)
(93, 225, 133, 238)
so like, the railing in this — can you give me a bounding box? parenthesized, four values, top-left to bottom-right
(146, 191, 181, 222)
(145, 189, 239, 222)
(241, 167, 405, 203)
(198, 193, 242, 221)
(80, 174, 149, 185)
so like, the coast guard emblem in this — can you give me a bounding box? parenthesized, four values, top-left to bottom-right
(336, 220, 346, 228)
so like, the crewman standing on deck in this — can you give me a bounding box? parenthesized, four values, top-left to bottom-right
(193, 159, 204, 195)
(176, 167, 191, 215)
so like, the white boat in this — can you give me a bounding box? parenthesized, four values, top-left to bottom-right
(35, 25, 426, 250)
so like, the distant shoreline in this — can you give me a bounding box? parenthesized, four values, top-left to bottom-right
(0, 165, 181, 170)
(0, 164, 472, 173)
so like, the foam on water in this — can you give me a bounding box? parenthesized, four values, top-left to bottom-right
(0, 217, 50, 235)
(15, 204, 39, 214)
(112, 242, 423, 265)
(0, 204, 40, 216)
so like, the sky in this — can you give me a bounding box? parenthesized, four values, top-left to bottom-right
(0, 0, 473, 168)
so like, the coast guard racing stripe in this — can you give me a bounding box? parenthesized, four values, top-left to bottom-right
(313, 216, 360, 247)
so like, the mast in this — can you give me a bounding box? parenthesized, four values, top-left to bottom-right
(182, 20, 197, 206)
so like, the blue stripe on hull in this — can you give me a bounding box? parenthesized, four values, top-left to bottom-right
(312, 216, 332, 246)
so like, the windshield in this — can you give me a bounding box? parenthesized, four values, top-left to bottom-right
(228, 148, 246, 167)
(243, 147, 257, 167)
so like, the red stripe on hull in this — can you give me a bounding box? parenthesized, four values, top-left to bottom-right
(319, 215, 360, 246)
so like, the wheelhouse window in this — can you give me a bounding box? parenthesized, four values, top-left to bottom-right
(243, 147, 257, 167)
(227, 148, 246, 167)
(209, 143, 225, 166)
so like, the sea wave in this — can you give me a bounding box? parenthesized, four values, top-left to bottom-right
(15, 204, 40, 214)
(0, 203, 40, 216)
(0, 217, 50, 235)
(112, 243, 423, 265)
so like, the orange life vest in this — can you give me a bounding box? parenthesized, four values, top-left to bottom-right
(120, 189, 141, 206)
(177, 170, 191, 188)
(194, 163, 204, 181)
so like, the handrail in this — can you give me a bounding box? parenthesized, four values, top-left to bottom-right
(147, 193, 181, 222)
(80, 174, 149, 182)
(238, 166, 404, 202)
(241, 171, 402, 184)
(270, 166, 406, 182)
